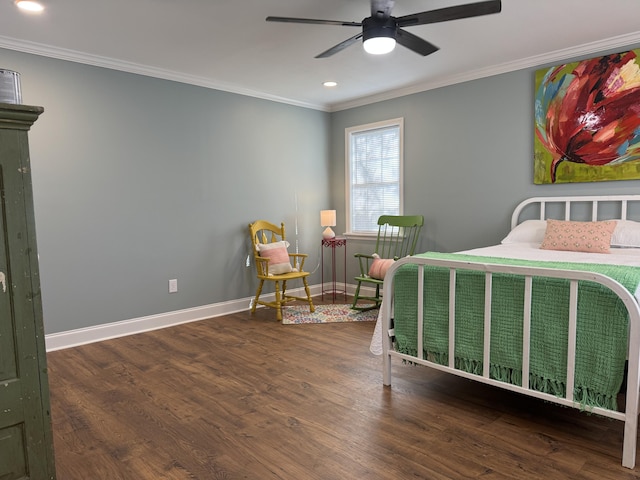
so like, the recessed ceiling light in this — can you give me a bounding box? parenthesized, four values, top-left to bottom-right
(15, 0, 44, 12)
(323, 81, 337, 88)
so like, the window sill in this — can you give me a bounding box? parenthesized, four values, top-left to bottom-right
(344, 232, 378, 241)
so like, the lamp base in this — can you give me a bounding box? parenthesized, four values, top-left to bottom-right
(322, 227, 336, 239)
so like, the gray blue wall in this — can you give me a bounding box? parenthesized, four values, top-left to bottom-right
(332, 52, 640, 276)
(3, 41, 640, 336)
(1, 48, 330, 334)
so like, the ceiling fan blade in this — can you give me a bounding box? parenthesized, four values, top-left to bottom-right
(396, 29, 439, 56)
(370, 0, 395, 19)
(266, 16, 361, 27)
(396, 0, 501, 27)
(315, 32, 364, 58)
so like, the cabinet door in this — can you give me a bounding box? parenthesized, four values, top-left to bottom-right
(0, 105, 56, 479)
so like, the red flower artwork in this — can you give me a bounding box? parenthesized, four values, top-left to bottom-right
(535, 51, 640, 183)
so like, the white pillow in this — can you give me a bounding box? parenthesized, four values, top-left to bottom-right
(501, 219, 547, 245)
(611, 220, 640, 248)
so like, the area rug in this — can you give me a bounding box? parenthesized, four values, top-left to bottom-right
(281, 304, 378, 325)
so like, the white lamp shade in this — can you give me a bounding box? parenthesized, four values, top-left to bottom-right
(320, 210, 336, 227)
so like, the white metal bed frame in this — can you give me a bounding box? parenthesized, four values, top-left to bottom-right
(381, 195, 640, 469)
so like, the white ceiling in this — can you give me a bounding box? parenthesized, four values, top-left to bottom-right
(1, 0, 640, 112)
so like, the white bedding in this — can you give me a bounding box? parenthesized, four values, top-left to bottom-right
(462, 243, 640, 266)
(369, 243, 640, 355)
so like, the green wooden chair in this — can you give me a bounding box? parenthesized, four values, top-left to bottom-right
(351, 215, 424, 311)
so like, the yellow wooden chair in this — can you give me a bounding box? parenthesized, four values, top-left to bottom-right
(248, 220, 315, 321)
(352, 215, 424, 311)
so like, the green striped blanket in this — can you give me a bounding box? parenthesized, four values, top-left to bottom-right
(393, 252, 640, 410)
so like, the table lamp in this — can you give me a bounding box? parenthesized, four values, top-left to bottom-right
(320, 210, 336, 239)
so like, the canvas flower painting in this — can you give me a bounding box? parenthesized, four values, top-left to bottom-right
(534, 49, 640, 184)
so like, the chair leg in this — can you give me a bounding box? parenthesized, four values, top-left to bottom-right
(351, 281, 362, 309)
(252, 280, 264, 313)
(303, 277, 315, 313)
(274, 280, 283, 321)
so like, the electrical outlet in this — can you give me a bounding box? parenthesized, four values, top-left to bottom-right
(168, 278, 178, 293)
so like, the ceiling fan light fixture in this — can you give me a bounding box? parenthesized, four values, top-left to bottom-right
(362, 17, 396, 55)
(363, 36, 396, 55)
(267, 0, 501, 58)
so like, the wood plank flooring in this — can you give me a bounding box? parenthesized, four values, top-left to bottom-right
(47, 301, 640, 479)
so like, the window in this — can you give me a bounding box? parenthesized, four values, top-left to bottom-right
(345, 118, 403, 235)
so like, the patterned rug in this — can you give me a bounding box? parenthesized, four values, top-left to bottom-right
(281, 304, 378, 325)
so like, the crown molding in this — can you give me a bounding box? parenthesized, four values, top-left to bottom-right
(0, 35, 329, 111)
(3, 31, 640, 114)
(328, 31, 640, 112)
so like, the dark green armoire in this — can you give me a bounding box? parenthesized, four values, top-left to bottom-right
(0, 103, 56, 479)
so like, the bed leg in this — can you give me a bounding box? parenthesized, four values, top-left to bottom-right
(383, 353, 391, 386)
(380, 283, 393, 387)
(622, 365, 640, 468)
(622, 425, 637, 469)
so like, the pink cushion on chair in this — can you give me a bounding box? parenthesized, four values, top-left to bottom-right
(368, 254, 395, 280)
(257, 241, 293, 274)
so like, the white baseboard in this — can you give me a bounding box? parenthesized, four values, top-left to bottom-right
(45, 282, 368, 352)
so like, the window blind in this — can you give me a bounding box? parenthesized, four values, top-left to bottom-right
(349, 124, 401, 233)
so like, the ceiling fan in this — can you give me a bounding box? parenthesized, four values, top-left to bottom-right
(266, 0, 501, 58)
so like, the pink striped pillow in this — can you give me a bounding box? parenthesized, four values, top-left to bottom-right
(368, 254, 394, 280)
(257, 241, 293, 274)
(540, 219, 616, 253)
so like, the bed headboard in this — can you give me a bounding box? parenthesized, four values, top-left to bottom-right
(511, 195, 640, 229)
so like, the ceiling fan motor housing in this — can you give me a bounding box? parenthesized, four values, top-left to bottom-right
(362, 16, 397, 41)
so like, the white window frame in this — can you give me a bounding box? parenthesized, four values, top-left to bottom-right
(345, 118, 404, 236)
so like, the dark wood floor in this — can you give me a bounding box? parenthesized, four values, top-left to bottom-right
(47, 300, 640, 479)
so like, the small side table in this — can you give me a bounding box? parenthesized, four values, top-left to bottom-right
(321, 237, 347, 302)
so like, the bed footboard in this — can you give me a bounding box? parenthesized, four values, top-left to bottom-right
(381, 256, 640, 469)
